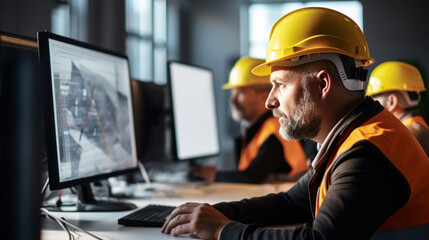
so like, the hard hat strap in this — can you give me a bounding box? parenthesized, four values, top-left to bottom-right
(399, 91, 420, 108)
(271, 53, 368, 91)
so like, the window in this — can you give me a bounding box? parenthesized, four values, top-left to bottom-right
(126, 0, 167, 84)
(52, 0, 167, 83)
(244, 1, 363, 58)
(51, 0, 88, 42)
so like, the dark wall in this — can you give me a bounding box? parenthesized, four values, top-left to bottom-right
(363, 0, 429, 69)
(0, 0, 54, 39)
(0, 0, 125, 53)
(361, 0, 429, 120)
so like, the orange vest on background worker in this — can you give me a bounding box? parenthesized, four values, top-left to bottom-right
(237, 116, 308, 176)
(316, 109, 429, 233)
(402, 115, 429, 157)
(402, 115, 429, 129)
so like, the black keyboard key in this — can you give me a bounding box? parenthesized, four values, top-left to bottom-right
(118, 204, 175, 227)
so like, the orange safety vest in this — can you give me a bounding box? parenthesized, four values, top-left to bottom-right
(315, 109, 429, 232)
(402, 115, 429, 129)
(237, 116, 307, 176)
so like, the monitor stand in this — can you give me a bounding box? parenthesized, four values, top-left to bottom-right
(46, 184, 137, 212)
(110, 161, 181, 198)
(187, 159, 207, 182)
(75, 184, 137, 212)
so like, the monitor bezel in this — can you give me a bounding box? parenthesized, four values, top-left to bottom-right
(167, 60, 221, 161)
(38, 31, 139, 190)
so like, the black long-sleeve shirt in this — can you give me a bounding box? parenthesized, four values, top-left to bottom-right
(213, 98, 412, 240)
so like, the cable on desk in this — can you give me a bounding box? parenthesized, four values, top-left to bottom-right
(56, 189, 64, 208)
(41, 177, 49, 196)
(62, 217, 78, 240)
(40, 208, 104, 240)
(138, 160, 151, 184)
(41, 208, 73, 240)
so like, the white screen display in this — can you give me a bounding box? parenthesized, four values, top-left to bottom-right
(169, 62, 220, 160)
(48, 39, 138, 182)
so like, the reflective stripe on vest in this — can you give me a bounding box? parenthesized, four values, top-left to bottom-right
(237, 117, 307, 176)
(402, 115, 429, 129)
(315, 109, 429, 231)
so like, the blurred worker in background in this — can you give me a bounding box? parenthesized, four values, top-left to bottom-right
(163, 7, 429, 240)
(366, 61, 429, 156)
(192, 56, 308, 183)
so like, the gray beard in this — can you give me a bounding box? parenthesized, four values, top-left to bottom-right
(274, 88, 322, 140)
(280, 111, 321, 140)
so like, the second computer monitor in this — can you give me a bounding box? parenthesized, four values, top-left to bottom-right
(168, 61, 220, 161)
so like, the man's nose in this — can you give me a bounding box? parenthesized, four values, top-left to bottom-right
(265, 91, 279, 110)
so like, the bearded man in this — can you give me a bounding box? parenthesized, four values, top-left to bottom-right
(161, 8, 429, 240)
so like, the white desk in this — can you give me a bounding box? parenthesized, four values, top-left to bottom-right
(41, 182, 294, 240)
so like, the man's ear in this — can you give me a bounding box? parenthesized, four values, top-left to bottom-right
(316, 70, 332, 100)
(386, 93, 399, 112)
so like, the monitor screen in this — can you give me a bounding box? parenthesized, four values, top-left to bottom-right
(131, 79, 169, 163)
(38, 32, 138, 191)
(168, 61, 220, 161)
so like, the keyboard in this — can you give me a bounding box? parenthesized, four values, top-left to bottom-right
(118, 204, 176, 227)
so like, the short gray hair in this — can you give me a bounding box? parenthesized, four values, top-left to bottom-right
(298, 59, 365, 97)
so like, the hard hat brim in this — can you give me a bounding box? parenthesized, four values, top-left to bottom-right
(366, 87, 427, 97)
(222, 83, 235, 89)
(251, 62, 271, 76)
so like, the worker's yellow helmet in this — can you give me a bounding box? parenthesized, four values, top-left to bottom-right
(252, 7, 374, 76)
(366, 61, 426, 96)
(222, 56, 270, 89)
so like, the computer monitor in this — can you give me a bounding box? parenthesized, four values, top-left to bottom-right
(167, 61, 220, 162)
(0, 32, 48, 165)
(38, 31, 138, 211)
(0, 32, 42, 240)
(131, 79, 169, 164)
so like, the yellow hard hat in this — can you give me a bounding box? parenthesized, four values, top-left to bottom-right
(366, 61, 426, 96)
(222, 56, 270, 89)
(252, 7, 374, 76)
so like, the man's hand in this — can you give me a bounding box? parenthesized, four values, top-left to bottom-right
(192, 165, 217, 183)
(161, 202, 231, 240)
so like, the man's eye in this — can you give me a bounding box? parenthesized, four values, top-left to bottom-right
(276, 81, 284, 87)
